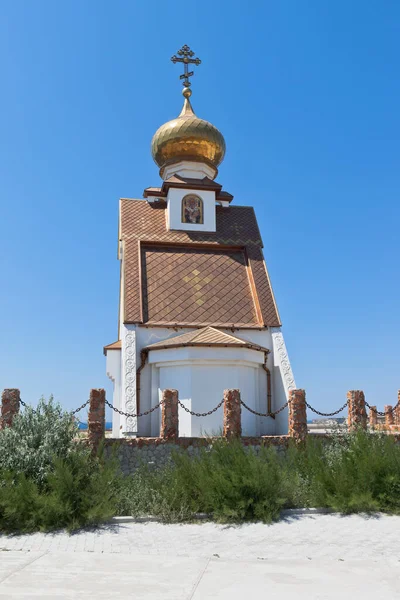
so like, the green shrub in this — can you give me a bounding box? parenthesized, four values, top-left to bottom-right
(280, 428, 400, 514)
(3, 397, 400, 530)
(172, 440, 286, 522)
(0, 471, 42, 532)
(116, 440, 287, 523)
(116, 431, 400, 522)
(312, 429, 400, 513)
(0, 397, 78, 487)
(115, 465, 192, 522)
(0, 449, 120, 533)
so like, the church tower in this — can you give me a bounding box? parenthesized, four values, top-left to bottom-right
(104, 46, 296, 438)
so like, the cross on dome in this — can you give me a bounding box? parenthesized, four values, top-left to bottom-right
(151, 46, 225, 179)
(171, 44, 201, 91)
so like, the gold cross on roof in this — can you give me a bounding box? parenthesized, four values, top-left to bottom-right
(171, 44, 201, 88)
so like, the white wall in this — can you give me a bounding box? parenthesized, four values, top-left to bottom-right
(157, 362, 260, 437)
(151, 346, 263, 436)
(108, 324, 295, 437)
(162, 160, 216, 181)
(166, 187, 216, 232)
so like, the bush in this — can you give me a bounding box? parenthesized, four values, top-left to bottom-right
(115, 465, 192, 523)
(116, 430, 400, 522)
(280, 428, 400, 514)
(116, 440, 286, 523)
(0, 397, 78, 487)
(172, 440, 286, 522)
(310, 429, 400, 513)
(0, 449, 121, 533)
(0, 396, 121, 533)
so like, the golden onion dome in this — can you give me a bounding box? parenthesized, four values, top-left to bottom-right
(151, 88, 226, 177)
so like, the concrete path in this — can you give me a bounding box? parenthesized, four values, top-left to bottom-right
(0, 514, 399, 598)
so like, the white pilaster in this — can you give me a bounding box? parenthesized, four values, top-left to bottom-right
(271, 327, 296, 396)
(106, 350, 122, 437)
(122, 324, 138, 434)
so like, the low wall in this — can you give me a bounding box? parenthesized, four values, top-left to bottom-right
(104, 436, 290, 476)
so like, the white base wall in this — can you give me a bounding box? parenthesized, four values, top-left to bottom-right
(106, 325, 296, 438)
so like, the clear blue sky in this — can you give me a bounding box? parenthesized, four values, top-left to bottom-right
(1, 0, 399, 419)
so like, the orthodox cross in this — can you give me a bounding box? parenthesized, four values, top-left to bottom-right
(171, 45, 201, 88)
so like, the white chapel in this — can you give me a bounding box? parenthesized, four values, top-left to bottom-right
(104, 46, 296, 438)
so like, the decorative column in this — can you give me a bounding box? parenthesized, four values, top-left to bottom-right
(288, 389, 307, 443)
(1, 389, 20, 429)
(223, 389, 242, 438)
(384, 405, 394, 428)
(122, 326, 137, 435)
(160, 389, 179, 440)
(369, 406, 378, 428)
(347, 391, 367, 431)
(88, 389, 105, 453)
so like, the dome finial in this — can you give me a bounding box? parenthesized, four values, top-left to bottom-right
(151, 47, 225, 180)
(171, 45, 201, 90)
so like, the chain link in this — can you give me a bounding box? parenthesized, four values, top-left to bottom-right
(177, 399, 224, 417)
(272, 401, 290, 416)
(19, 398, 90, 417)
(104, 398, 163, 418)
(19, 398, 31, 410)
(240, 399, 289, 418)
(241, 399, 349, 418)
(70, 399, 90, 415)
(305, 400, 349, 417)
(364, 400, 400, 417)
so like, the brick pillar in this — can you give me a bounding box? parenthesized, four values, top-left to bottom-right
(1, 389, 20, 429)
(394, 393, 400, 427)
(88, 389, 105, 453)
(369, 406, 378, 428)
(384, 405, 394, 428)
(347, 391, 367, 431)
(288, 389, 307, 443)
(160, 389, 179, 440)
(223, 389, 242, 438)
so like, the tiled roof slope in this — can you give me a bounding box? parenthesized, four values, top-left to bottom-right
(120, 199, 281, 327)
(142, 246, 258, 326)
(145, 326, 268, 352)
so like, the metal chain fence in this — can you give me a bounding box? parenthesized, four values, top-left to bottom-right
(19, 398, 90, 418)
(177, 399, 224, 417)
(364, 399, 400, 417)
(104, 398, 164, 419)
(17, 395, 400, 424)
(240, 399, 289, 418)
(305, 400, 349, 417)
(70, 399, 90, 415)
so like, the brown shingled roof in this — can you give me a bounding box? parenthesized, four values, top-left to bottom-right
(103, 340, 121, 355)
(120, 199, 281, 328)
(142, 245, 258, 326)
(145, 326, 269, 352)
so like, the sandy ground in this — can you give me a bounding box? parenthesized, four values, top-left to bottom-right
(0, 514, 399, 598)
